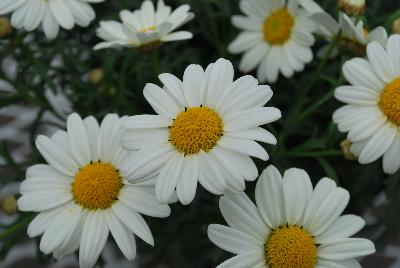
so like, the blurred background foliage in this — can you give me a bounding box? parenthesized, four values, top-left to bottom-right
(1, 0, 400, 267)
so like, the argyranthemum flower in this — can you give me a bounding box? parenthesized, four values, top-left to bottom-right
(208, 165, 375, 268)
(300, 0, 387, 56)
(94, 0, 194, 51)
(228, 0, 316, 83)
(121, 58, 281, 205)
(333, 35, 400, 174)
(18, 113, 170, 268)
(0, 0, 103, 39)
(338, 0, 365, 17)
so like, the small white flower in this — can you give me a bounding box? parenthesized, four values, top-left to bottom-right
(121, 58, 281, 205)
(300, 0, 387, 56)
(0, 0, 103, 39)
(94, 0, 194, 51)
(208, 165, 375, 268)
(228, 0, 316, 83)
(18, 113, 171, 268)
(333, 35, 400, 174)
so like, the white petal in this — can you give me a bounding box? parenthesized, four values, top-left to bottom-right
(35, 135, 79, 176)
(121, 128, 169, 151)
(122, 115, 172, 129)
(366, 42, 397, 83)
(119, 185, 171, 217)
(216, 252, 265, 268)
(218, 135, 268, 160)
(317, 215, 365, 244)
(27, 205, 66, 237)
(18, 191, 72, 212)
(207, 224, 262, 255)
(182, 64, 204, 107)
(49, 0, 75, 29)
(386, 34, 400, 76)
(205, 59, 234, 108)
(112, 202, 154, 245)
(342, 57, 384, 91)
(155, 153, 184, 203)
(306, 187, 350, 236)
(40, 203, 82, 254)
(67, 113, 91, 166)
(220, 192, 268, 240)
(255, 165, 285, 229)
(79, 211, 109, 268)
(105, 210, 136, 260)
(282, 168, 313, 225)
(318, 238, 375, 260)
(83, 116, 100, 161)
(359, 124, 396, 164)
(144, 83, 180, 118)
(198, 151, 226, 195)
(383, 138, 400, 174)
(334, 85, 378, 106)
(224, 107, 281, 132)
(176, 156, 199, 205)
(226, 128, 277, 145)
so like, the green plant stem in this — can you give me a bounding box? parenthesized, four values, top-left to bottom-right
(0, 214, 35, 240)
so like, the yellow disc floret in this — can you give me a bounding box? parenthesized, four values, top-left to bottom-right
(265, 225, 317, 268)
(72, 162, 122, 210)
(169, 107, 223, 155)
(379, 78, 400, 126)
(263, 8, 294, 45)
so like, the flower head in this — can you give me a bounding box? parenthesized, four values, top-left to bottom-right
(300, 0, 387, 56)
(229, 0, 316, 83)
(208, 165, 375, 268)
(94, 0, 194, 51)
(333, 35, 400, 174)
(18, 113, 170, 268)
(121, 58, 281, 205)
(0, 0, 103, 39)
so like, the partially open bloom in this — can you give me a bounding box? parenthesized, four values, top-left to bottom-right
(0, 0, 103, 39)
(208, 165, 375, 268)
(18, 113, 170, 268)
(94, 0, 194, 51)
(333, 35, 400, 174)
(338, 0, 366, 17)
(300, 0, 387, 56)
(121, 58, 281, 205)
(228, 0, 316, 83)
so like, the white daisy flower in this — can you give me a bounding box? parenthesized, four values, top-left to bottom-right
(0, 0, 103, 39)
(333, 35, 400, 174)
(94, 0, 194, 51)
(300, 0, 387, 56)
(121, 58, 281, 205)
(228, 0, 316, 83)
(208, 165, 375, 268)
(17, 113, 171, 268)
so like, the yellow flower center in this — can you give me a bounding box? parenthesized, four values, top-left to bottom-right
(379, 78, 400, 126)
(169, 107, 223, 155)
(265, 225, 317, 268)
(140, 25, 157, 33)
(72, 162, 122, 210)
(263, 8, 294, 45)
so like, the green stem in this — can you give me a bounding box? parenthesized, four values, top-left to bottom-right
(0, 214, 35, 240)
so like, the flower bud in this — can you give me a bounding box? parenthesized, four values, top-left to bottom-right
(1, 194, 17, 215)
(0, 17, 12, 38)
(89, 68, 104, 84)
(392, 18, 400, 34)
(338, 0, 366, 16)
(340, 139, 357, 161)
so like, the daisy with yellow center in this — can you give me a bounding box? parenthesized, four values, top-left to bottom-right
(94, 0, 194, 51)
(121, 58, 281, 205)
(228, 0, 316, 83)
(18, 113, 171, 268)
(208, 165, 375, 268)
(334, 35, 400, 174)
